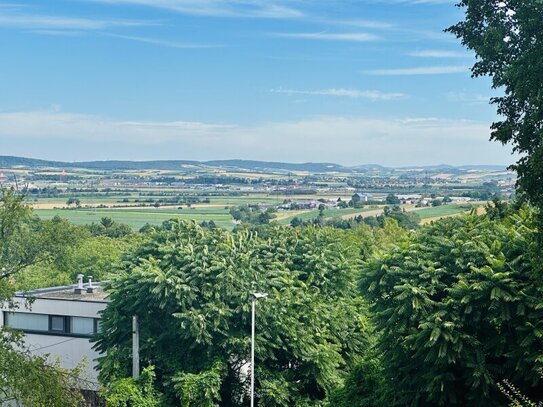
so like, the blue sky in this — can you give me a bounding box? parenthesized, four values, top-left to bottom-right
(0, 0, 514, 166)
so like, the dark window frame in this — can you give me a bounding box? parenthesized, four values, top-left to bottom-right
(49, 315, 69, 334)
(93, 318, 101, 334)
(3, 311, 100, 338)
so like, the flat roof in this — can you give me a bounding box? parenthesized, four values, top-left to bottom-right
(16, 282, 109, 302)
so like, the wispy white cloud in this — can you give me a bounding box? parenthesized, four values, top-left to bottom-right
(408, 0, 455, 4)
(273, 31, 379, 42)
(0, 110, 512, 166)
(0, 3, 25, 10)
(107, 34, 223, 49)
(444, 91, 492, 104)
(271, 87, 406, 101)
(0, 10, 219, 48)
(401, 29, 456, 42)
(364, 65, 471, 75)
(26, 29, 85, 36)
(379, 0, 455, 4)
(87, 0, 303, 18)
(407, 50, 473, 58)
(324, 18, 395, 30)
(401, 117, 440, 124)
(0, 11, 155, 30)
(345, 19, 394, 29)
(0, 9, 221, 49)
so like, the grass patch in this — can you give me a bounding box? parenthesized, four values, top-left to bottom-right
(415, 204, 476, 220)
(278, 207, 379, 225)
(35, 208, 234, 230)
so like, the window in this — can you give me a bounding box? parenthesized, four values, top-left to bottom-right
(71, 317, 94, 335)
(5, 312, 48, 331)
(95, 318, 102, 333)
(50, 315, 67, 333)
(3, 312, 100, 337)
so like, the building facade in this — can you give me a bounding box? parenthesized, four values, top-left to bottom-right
(0, 277, 108, 391)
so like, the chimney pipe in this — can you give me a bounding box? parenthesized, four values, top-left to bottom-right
(75, 274, 84, 294)
(87, 276, 94, 293)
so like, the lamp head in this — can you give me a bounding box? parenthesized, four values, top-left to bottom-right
(252, 292, 268, 300)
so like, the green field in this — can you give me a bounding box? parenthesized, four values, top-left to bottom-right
(278, 207, 380, 225)
(30, 194, 304, 207)
(30, 196, 135, 205)
(414, 204, 476, 220)
(35, 208, 234, 230)
(34, 200, 479, 230)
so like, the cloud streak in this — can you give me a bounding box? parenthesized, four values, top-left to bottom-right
(273, 31, 379, 42)
(321, 18, 395, 30)
(407, 50, 473, 58)
(271, 88, 406, 101)
(444, 91, 492, 104)
(0, 8, 223, 49)
(107, 34, 223, 49)
(87, 0, 303, 18)
(364, 65, 471, 75)
(0, 10, 155, 30)
(379, 0, 455, 4)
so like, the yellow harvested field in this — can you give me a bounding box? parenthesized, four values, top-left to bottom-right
(420, 213, 460, 224)
(432, 173, 453, 179)
(30, 203, 68, 209)
(340, 208, 383, 219)
(275, 210, 310, 221)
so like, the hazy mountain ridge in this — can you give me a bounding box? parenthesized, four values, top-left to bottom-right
(0, 156, 507, 173)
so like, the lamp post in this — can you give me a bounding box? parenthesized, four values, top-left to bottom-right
(251, 292, 268, 407)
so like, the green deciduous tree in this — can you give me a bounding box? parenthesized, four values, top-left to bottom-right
(95, 221, 370, 406)
(327, 355, 390, 407)
(385, 194, 400, 205)
(0, 188, 86, 406)
(0, 331, 84, 406)
(86, 217, 133, 238)
(66, 197, 81, 207)
(103, 366, 164, 407)
(0, 188, 39, 282)
(13, 217, 136, 291)
(361, 208, 543, 406)
(365, 206, 420, 230)
(63, 235, 136, 282)
(448, 0, 543, 210)
(229, 205, 277, 225)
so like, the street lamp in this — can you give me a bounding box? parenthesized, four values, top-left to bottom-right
(251, 292, 268, 407)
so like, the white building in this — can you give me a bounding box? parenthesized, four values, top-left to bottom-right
(0, 276, 108, 391)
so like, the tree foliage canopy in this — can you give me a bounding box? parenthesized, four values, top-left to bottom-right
(361, 209, 543, 406)
(0, 188, 39, 283)
(448, 0, 543, 209)
(0, 330, 84, 406)
(103, 366, 164, 407)
(95, 221, 370, 406)
(0, 188, 88, 406)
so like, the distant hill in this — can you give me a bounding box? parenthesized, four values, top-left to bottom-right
(0, 156, 350, 173)
(399, 164, 508, 172)
(0, 156, 202, 171)
(74, 160, 202, 171)
(0, 156, 68, 168)
(350, 164, 389, 172)
(0, 156, 508, 174)
(456, 165, 508, 171)
(204, 160, 348, 173)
